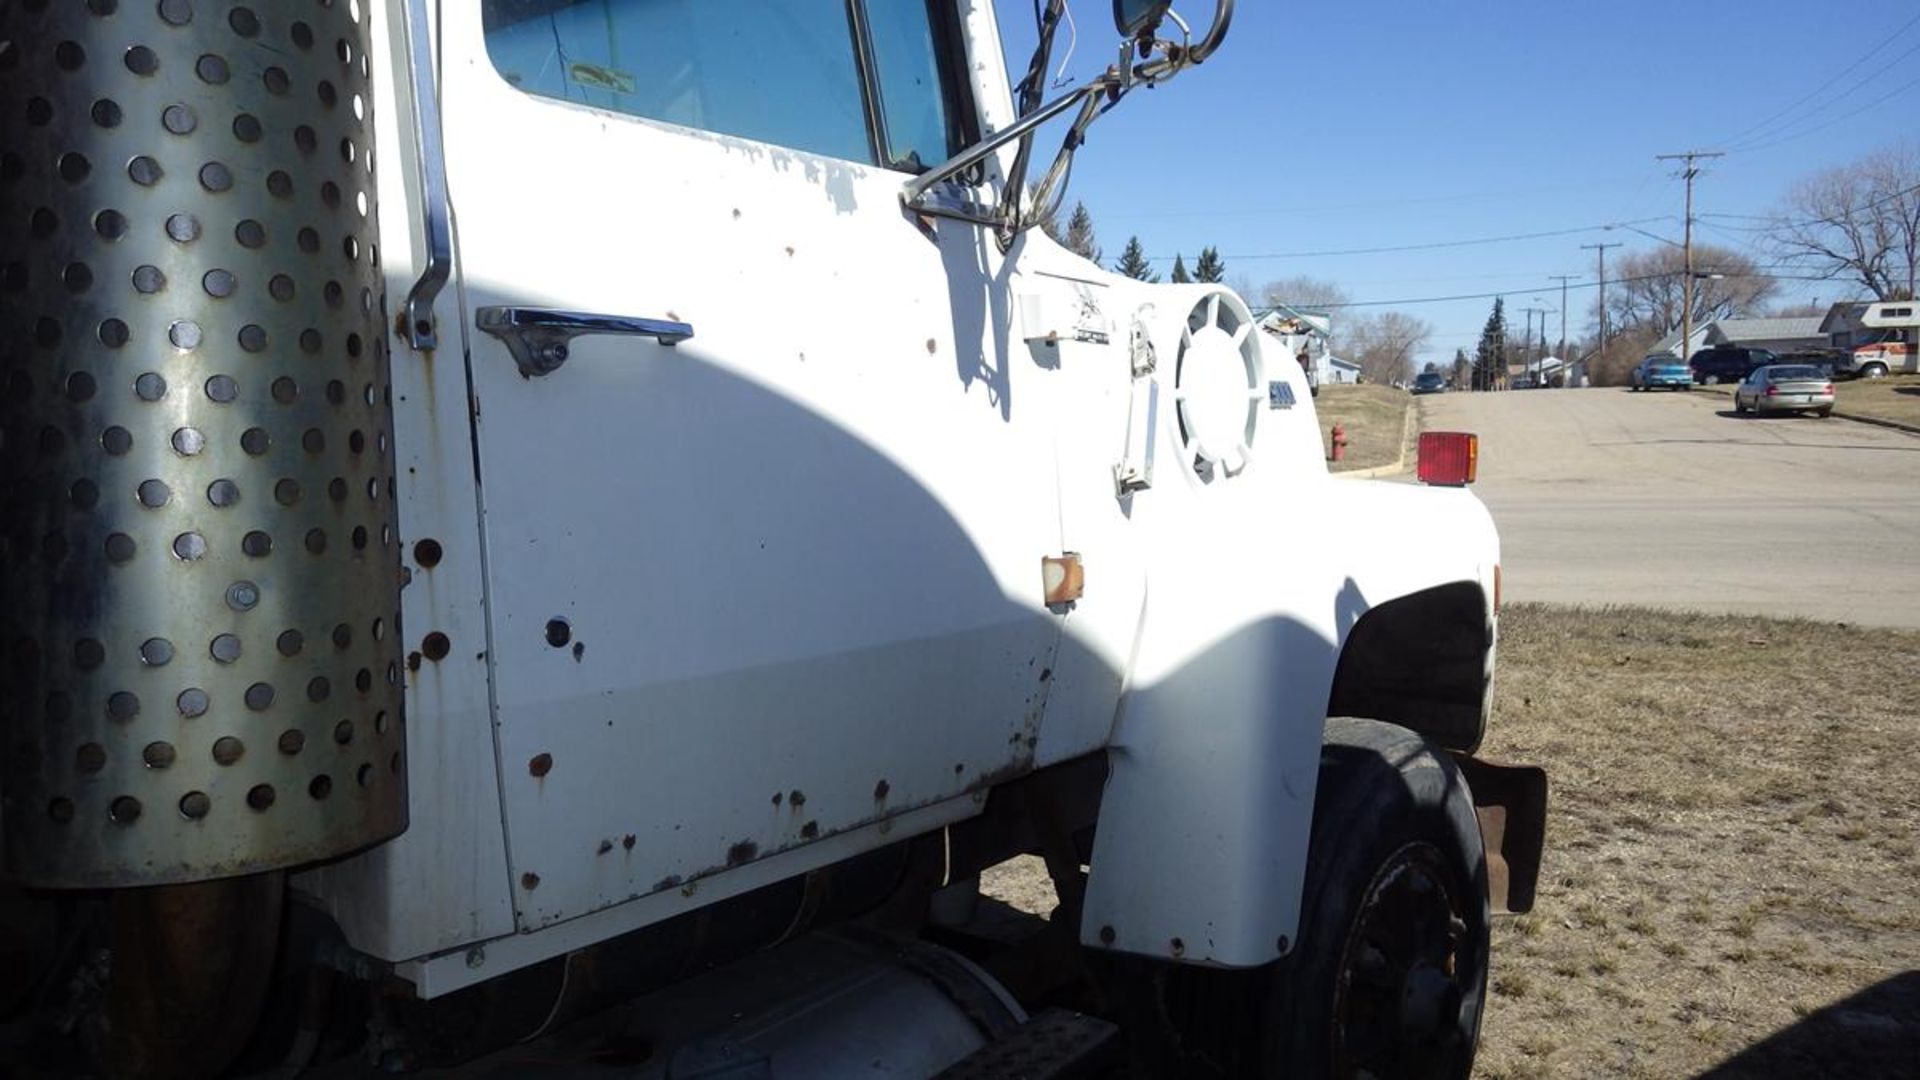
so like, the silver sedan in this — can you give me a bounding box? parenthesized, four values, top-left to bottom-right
(1732, 365, 1834, 417)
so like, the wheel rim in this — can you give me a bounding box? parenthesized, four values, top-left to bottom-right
(1330, 842, 1477, 1080)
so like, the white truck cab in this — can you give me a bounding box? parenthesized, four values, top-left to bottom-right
(0, 2, 1542, 1076)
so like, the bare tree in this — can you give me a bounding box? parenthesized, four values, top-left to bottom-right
(1769, 143, 1920, 301)
(1765, 300, 1831, 318)
(1343, 311, 1430, 385)
(1605, 244, 1777, 337)
(1256, 276, 1350, 310)
(1588, 326, 1661, 387)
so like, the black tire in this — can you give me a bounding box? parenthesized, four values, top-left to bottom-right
(1734, 398, 1746, 414)
(1266, 719, 1489, 1079)
(1121, 720, 1490, 1079)
(1704, 375, 1720, 385)
(1863, 363, 1888, 379)
(1816, 406, 1833, 418)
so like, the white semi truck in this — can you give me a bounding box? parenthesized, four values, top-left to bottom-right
(0, 2, 1545, 1076)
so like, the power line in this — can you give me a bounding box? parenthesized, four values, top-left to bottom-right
(1145, 216, 1671, 262)
(1724, 12, 1920, 148)
(1313, 268, 1831, 310)
(1098, 172, 1669, 222)
(1704, 181, 1920, 236)
(1731, 71, 1920, 155)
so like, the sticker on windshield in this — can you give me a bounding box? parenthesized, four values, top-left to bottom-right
(568, 63, 635, 95)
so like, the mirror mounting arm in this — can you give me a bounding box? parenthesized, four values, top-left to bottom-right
(901, 1, 1234, 238)
(900, 77, 1110, 215)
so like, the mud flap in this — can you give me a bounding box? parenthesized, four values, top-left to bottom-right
(1452, 755, 1547, 914)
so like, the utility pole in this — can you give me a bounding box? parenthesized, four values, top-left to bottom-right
(1656, 150, 1723, 363)
(1581, 242, 1621, 378)
(1548, 275, 1579, 360)
(1522, 306, 1550, 384)
(1521, 308, 1534, 380)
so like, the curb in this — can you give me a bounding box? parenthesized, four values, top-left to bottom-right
(1333, 399, 1416, 480)
(1691, 383, 1920, 435)
(1831, 410, 1920, 436)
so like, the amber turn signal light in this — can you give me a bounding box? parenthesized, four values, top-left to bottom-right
(1417, 432, 1478, 486)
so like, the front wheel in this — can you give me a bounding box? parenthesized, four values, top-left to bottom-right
(1120, 720, 1489, 1080)
(1703, 375, 1720, 385)
(1268, 719, 1490, 1079)
(1863, 362, 1889, 379)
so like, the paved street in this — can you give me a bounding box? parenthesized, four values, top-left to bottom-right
(1421, 387, 1920, 628)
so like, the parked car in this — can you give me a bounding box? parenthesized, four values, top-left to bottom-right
(1412, 371, 1447, 394)
(1732, 364, 1834, 417)
(1772, 349, 1846, 379)
(1690, 345, 1779, 385)
(1630, 354, 1692, 391)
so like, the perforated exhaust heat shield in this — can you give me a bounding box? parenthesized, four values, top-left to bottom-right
(0, 0, 406, 887)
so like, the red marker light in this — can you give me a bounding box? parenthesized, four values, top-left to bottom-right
(1418, 431, 1478, 486)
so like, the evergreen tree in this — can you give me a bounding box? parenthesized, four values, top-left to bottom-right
(1063, 201, 1101, 264)
(1115, 236, 1160, 282)
(1474, 298, 1509, 391)
(1170, 254, 1192, 284)
(1452, 347, 1472, 387)
(1032, 187, 1066, 247)
(1193, 246, 1226, 283)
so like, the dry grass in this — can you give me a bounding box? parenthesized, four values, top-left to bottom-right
(982, 605, 1920, 1076)
(1314, 383, 1413, 472)
(1833, 373, 1920, 428)
(1476, 604, 1920, 1079)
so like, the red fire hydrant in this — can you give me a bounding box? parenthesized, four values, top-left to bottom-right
(1329, 423, 1348, 463)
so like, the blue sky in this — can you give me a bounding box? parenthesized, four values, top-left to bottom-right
(1001, 0, 1920, 365)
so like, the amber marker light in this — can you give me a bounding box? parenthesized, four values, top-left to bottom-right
(1417, 431, 1478, 487)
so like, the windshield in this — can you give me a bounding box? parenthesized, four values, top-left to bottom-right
(1416, 373, 1443, 385)
(1767, 366, 1823, 381)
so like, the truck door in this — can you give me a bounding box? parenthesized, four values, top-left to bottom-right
(440, 1, 1059, 930)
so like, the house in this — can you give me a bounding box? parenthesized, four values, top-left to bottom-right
(1323, 355, 1361, 385)
(1510, 355, 1567, 388)
(1649, 324, 1713, 359)
(1255, 304, 1335, 385)
(1702, 316, 1826, 354)
(1818, 301, 1873, 349)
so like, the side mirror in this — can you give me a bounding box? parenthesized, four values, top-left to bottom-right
(1113, 0, 1171, 38)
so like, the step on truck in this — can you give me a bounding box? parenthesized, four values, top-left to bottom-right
(0, 1, 1546, 1076)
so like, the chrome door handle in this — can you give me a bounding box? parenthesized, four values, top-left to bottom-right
(474, 307, 695, 378)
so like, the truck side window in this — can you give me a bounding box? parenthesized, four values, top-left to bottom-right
(863, 2, 968, 170)
(480, 0, 975, 173)
(480, 0, 874, 164)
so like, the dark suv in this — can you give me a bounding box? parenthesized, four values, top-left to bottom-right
(1689, 345, 1778, 385)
